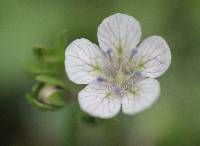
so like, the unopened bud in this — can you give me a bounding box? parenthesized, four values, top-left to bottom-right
(38, 85, 57, 104)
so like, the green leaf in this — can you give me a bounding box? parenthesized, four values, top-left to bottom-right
(26, 93, 56, 111)
(33, 46, 47, 57)
(47, 92, 65, 107)
(35, 75, 67, 89)
(24, 62, 56, 76)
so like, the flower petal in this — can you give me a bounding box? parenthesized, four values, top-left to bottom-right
(97, 13, 141, 57)
(135, 36, 171, 78)
(65, 38, 104, 84)
(78, 82, 121, 119)
(122, 78, 160, 115)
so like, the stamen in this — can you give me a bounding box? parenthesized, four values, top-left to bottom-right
(128, 48, 138, 62)
(129, 71, 142, 81)
(97, 77, 106, 82)
(121, 71, 142, 90)
(106, 48, 114, 65)
(134, 71, 141, 77)
(132, 71, 144, 83)
(114, 86, 123, 97)
(132, 48, 138, 55)
(106, 48, 113, 54)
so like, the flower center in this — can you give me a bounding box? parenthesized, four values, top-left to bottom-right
(97, 48, 144, 96)
(115, 67, 128, 85)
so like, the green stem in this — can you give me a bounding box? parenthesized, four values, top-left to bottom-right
(62, 103, 79, 146)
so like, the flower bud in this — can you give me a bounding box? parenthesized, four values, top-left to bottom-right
(38, 85, 58, 104)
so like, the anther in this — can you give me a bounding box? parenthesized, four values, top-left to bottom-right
(97, 77, 106, 82)
(132, 48, 138, 55)
(132, 71, 144, 83)
(106, 48, 113, 64)
(134, 71, 141, 77)
(106, 48, 113, 54)
(114, 86, 123, 97)
(128, 48, 138, 62)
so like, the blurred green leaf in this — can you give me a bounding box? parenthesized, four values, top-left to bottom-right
(26, 93, 55, 111)
(35, 75, 67, 89)
(25, 62, 56, 76)
(81, 114, 97, 126)
(33, 46, 48, 57)
(47, 92, 65, 107)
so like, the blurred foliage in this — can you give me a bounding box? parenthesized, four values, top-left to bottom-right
(25, 33, 83, 110)
(0, 0, 200, 146)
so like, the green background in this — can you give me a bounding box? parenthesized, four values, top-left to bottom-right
(0, 0, 200, 145)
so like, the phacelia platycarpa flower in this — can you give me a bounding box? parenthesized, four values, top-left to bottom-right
(65, 13, 171, 119)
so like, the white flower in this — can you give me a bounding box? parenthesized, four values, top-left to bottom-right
(65, 13, 171, 119)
